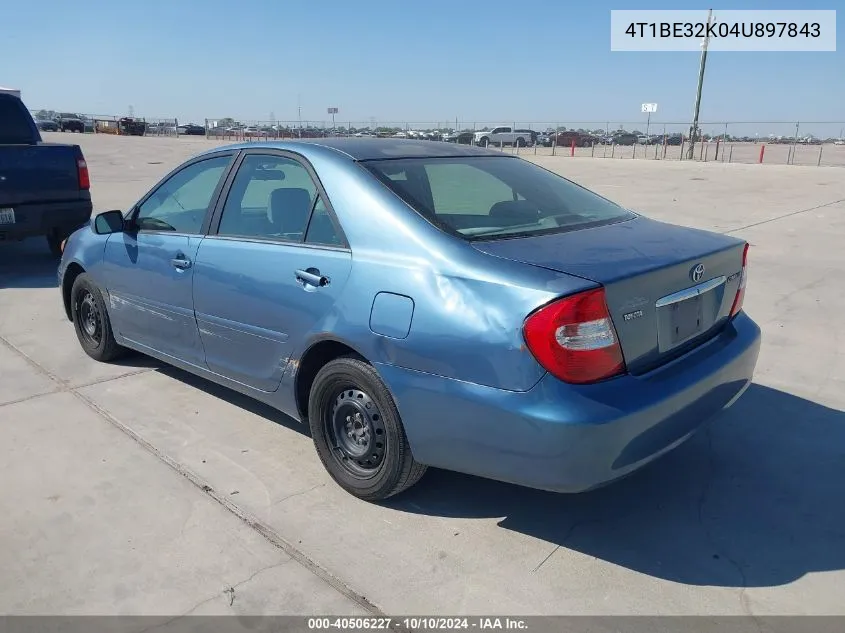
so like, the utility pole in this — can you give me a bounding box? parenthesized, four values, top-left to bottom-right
(687, 9, 714, 160)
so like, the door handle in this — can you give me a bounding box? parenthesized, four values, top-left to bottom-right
(295, 268, 330, 287)
(171, 256, 192, 270)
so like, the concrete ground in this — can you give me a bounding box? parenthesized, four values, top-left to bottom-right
(1, 133, 844, 616)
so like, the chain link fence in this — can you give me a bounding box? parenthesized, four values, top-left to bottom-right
(201, 118, 845, 167)
(28, 109, 180, 137)
(28, 109, 845, 167)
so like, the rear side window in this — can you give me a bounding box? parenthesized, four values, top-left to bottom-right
(363, 157, 634, 240)
(217, 154, 318, 241)
(0, 98, 36, 144)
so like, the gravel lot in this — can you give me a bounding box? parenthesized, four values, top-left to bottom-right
(1, 133, 844, 617)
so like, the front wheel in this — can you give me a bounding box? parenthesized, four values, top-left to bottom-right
(70, 273, 126, 362)
(308, 357, 427, 501)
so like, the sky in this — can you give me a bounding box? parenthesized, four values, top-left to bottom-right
(3, 0, 843, 135)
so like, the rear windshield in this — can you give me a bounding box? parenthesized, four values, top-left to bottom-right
(363, 156, 634, 240)
(0, 97, 37, 144)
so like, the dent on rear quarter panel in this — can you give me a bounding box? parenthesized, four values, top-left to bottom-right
(295, 146, 596, 392)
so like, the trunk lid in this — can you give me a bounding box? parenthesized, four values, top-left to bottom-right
(0, 144, 82, 206)
(472, 216, 747, 375)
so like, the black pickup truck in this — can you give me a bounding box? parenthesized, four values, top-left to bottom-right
(0, 93, 93, 256)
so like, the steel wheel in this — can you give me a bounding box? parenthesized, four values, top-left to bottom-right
(308, 356, 427, 500)
(325, 386, 387, 478)
(76, 290, 102, 347)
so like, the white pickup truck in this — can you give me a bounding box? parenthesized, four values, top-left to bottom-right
(473, 126, 530, 148)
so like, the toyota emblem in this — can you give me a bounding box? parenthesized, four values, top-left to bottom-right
(691, 263, 705, 282)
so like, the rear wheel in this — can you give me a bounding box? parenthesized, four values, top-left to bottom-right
(308, 356, 426, 501)
(70, 273, 126, 362)
(515, 137, 525, 148)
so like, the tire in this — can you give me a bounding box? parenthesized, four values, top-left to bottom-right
(515, 137, 525, 148)
(308, 356, 427, 501)
(482, 137, 491, 147)
(46, 232, 64, 258)
(70, 273, 126, 362)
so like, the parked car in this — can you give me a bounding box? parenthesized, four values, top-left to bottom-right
(0, 93, 93, 256)
(35, 117, 59, 132)
(664, 134, 684, 146)
(118, 117, 147, 136)
(550, 131, 596, 148)
(515, 129, 539, 145)
(535, 132, 550, 146)
(611, 132, 638, 146)
(834, 138, 845, 146)
(57, 112, 85, 133)
(177, 124, 206, 136)
(474, 126, 531, 148)
(442, 131, 474, 144)
(59, 138, 760, 501)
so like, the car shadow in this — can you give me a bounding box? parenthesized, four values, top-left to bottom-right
(385, 383, 845, 589)
(0, 238, 61, 289)
(155, 365, 308, 437)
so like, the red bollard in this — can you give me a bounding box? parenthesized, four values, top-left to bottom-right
(758, 144, 766, 164)
(570, 139, 575, 157)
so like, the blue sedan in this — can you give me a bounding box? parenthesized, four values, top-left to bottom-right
(58, 139, 761, 501)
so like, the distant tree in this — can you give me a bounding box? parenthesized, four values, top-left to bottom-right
(218, 117, 235, 128)
(36, 109, 56, 120)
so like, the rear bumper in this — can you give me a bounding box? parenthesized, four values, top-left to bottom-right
(375, 311, 761, 493)
(0, 198, 92, 240)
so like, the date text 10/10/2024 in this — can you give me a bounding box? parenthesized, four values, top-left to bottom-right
(307, 617, 529, 630)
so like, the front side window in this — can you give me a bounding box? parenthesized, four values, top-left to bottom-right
(363, 157, 635, 240)
(217, 154, 319, 241)
(136, 155, 231, 233)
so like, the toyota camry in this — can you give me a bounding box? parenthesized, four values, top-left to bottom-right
(58, 139, 761, 501)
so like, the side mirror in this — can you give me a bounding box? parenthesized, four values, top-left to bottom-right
(93, 210, 125, 234)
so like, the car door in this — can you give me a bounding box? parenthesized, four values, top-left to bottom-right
(101, 153, 235, 365)
(192, 150, 352, 392)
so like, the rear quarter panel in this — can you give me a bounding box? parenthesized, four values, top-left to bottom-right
(287, 147, 595, 392)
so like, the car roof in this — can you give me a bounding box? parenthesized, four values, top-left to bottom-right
(203, 137, 510, 161)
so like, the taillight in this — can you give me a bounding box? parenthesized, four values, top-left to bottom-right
(523, 288, 626, 385)
(729, 243, 749, 317)
(76, 153, 90, 190)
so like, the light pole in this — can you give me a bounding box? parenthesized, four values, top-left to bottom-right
(687, 9, 714, 160)
(327, 108, 339, 135)
(297, 93, 302, 138)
